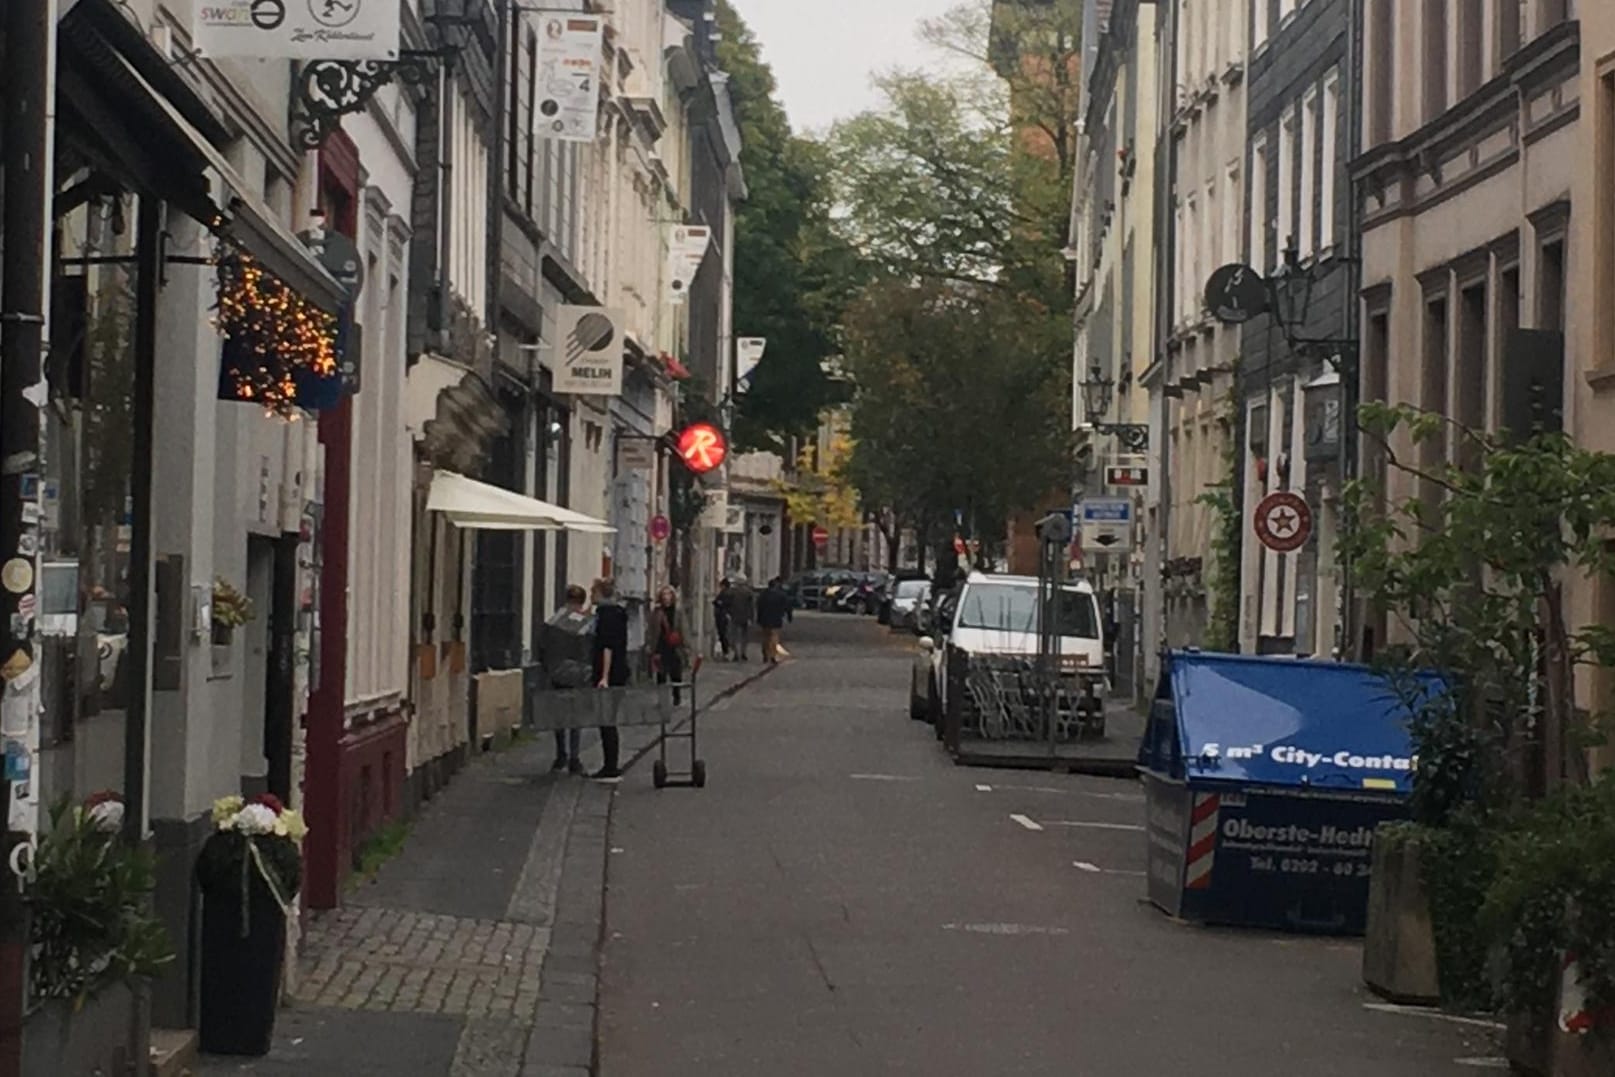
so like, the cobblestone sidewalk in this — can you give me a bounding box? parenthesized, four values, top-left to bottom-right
(198, 661, 772, 1077)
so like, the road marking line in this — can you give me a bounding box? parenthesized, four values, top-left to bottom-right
(849, 773, 921, 782)
(942, 922, 1070, 937)
(1074, 861, 1146, 877)
(1362, 1003, 1506, 1030)
(975, 784, 993, 792)
(1073, 861, 1101, 873)
(1046, 820, 1146, 832)
(1010, 813, 1044, 831)
(1454, 1059, 1510, 1070)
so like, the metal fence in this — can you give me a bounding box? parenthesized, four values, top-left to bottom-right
(956, 655, 1104, 744)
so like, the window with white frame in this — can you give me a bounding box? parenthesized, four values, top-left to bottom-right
(1321, 71, 1339, 252)
(1277, 106, 1295, 266)
(1186, 194, 1200, 320)
(1280, 0, 1297, 21)
(1175, 201, 1187, 321)
(1224, 162, 1241, 270)
(1205, 179, 1218, 281)
(1300, 87, 1318, 260)
(1253, 0, 1269, 52)
(1250, 135, 1268, 271)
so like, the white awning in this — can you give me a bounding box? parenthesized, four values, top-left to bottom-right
(426, 472, 615, 534)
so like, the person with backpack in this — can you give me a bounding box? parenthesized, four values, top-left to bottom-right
(540, 584, 594, 774)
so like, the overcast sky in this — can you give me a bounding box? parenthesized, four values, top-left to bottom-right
(730, 0, 963, 135)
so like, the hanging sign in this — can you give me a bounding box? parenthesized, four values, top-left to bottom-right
(193, 0, 402, 59)
(551, 306, 624, 396)
(736, 338, 766, 393)
(1079, 497, 1132, 552)
(666, 226, 711, 304)
(617, 438, 656, 472)
(676, 423, 727, 475)
(535, 14, 604, 143)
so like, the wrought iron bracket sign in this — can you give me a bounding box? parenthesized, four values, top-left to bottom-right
(291, 52, 448, 151)
(1080, 363, 1150, 452)
(1092, 423, 1150, 453)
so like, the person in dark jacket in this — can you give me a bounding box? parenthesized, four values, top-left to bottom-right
(756, 577, 793, 664)
(539, 584, 593, 774)
(590, 577, 630, 782)
(730, 579, 756, 661)
(648, 585, 691, 704)
(712, 579, 734, 659)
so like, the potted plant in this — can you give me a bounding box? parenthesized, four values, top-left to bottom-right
(211, 576, 253, 646)
(22, 793, 173, 1075)
(194, 794, 307, 1056)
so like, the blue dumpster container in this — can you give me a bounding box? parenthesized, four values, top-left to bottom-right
(1138, 650, 1442, 935)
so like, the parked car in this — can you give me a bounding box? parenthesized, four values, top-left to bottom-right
(884, 577, 930, 630)
(910, 572, 1106, 729)
(789, 571, 829, 610)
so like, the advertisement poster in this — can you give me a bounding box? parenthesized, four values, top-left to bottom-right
(535, 14, 604, 143)
(194, 0, 401, 60)
(666, 225, 711, 303)
(551, 306, 624, 396)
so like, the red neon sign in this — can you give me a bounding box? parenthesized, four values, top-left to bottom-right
(677, 422, 728, 474)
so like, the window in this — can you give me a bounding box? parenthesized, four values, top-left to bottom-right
(1205, 179, 1218, 279)
(1540, 238, 1566, 332)
(1224, 163, 1241, 270)
(1280, 0, 1297, 21)
(1253, 0, 1269, 52)
(1368, 0, 1395, 145)
(1421, 293, 1450, 509)
(1456, 280, 1487, 471)
(1423, 0, 1448, 122)
(1299, 88, 1318, 259)
(1174, 201, 1186, 321)
(1250, 135, 1269, 271)
(1497, 0, 1522, 64)
(1457, 0, 1484, 96)
(1539, 0, 1569, 34)
(1185, 195, 1199, 320)
(1277, 106, 1295, 266)
(1321, 73, 1339, 252)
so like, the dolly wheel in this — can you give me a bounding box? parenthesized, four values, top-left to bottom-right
(653, 760, 668, 789)
(692, 760, 707, 788)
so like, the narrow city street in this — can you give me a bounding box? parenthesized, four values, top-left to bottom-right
(599, 615, 1498, 1077)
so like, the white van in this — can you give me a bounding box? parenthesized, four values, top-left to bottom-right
(910, 572, 1107, 729)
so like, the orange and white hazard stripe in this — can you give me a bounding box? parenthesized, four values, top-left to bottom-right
(1185, 792, 1220, 890)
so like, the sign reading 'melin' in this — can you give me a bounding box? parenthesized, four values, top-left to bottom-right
(551, 306, 624, 397)
(194, 0, 402, 60)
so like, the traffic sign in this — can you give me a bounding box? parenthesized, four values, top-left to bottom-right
(1105, 465, 1148, 487)
(1253, 491, 1312, 554)
(676, 422, 727, 474)
(1079, 497, 1132, 552)
(650, 515, 671, 543)
(812, 525, 830, 547)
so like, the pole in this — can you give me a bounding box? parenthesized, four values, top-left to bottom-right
(0, 0, 51, 1070)
(123, 198, 160, 840)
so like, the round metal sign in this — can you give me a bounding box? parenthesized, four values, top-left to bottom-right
(1253, 491, 1313, 554)
(1204, 263, 1269, 325)
(676, 422, 727, 475)
(811, 525, 830, 547)
(650, 515, 671, 543)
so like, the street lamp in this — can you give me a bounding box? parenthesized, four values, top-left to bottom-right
(1080, 364, 1149, 452)
(290, 0, 480, 150)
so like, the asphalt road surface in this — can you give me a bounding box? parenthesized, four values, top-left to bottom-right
(599, 614, 1501, 1077)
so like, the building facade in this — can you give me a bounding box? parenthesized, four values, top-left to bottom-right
(1237, 0, 1356, 659)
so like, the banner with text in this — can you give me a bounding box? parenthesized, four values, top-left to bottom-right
(535, 14, 603, 143)
(194, 0, 401, 59)
(736, 338, 767, 392)
(551, 306, 624, 396)
(666, 225, 711, 304)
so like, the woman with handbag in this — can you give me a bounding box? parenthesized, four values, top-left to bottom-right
(649, 585, 691, 704)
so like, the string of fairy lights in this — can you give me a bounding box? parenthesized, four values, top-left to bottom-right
(214, 246, 339, 417)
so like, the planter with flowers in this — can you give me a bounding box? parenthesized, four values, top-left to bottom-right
(211, 577, 254, 646)
(21, 793, 173, 1076)
(194, 794, 307, 1056)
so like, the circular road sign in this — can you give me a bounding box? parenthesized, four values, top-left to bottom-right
(812, 525, 830, 547)
(676, 422, 728, 475)
(1204, 263, 1269, 325)
(650, 515, 671, 543)
(1253, 490, 1313, 554)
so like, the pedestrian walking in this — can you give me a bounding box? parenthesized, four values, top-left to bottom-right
(649, 585, 691, 704)
(730, 577, 756, 661)
(713, 578, 734, 659)
(539, 584, 594, 774)
(757, 576, 792, 664)
(591, 577, 630, 782)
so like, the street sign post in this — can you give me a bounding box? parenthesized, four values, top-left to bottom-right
(1079, 497, 1133, 553)
(811, 525, 830, 548)
(1253, 490, 1312, 553)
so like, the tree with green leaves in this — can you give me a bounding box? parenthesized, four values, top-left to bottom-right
(714, 2, 861, 451)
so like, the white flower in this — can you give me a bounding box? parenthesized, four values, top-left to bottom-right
(87, 800, 124, 833)
(232, 803, 278, 836)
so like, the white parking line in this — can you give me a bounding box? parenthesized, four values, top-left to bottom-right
(1072, 861, 1101, 873)
(1454, 1059, 1509, 1070)
(1073, 861, 1147, 877)
(1362, 1003, 1506, 1030)
(974, 784, 993, 792)
(1045, 820, 1146, 832)
(942, 922, 1070, 937)
(849, 773, 922, 782)
(1010, 814, 1044, 831)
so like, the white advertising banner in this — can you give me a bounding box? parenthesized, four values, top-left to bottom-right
(535, 13, 603, 143)
(666, 225, 711, 304)
(193, 0, 401, 59)
(736, 338, 766, 392)
(551, 306, 624, 396)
